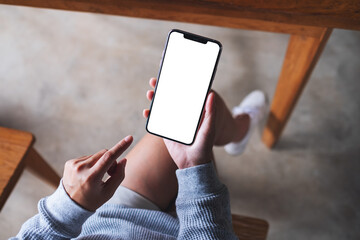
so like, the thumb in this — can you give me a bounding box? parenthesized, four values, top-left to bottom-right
(197, 91, 216, 142)
(104, 158, 127, 193)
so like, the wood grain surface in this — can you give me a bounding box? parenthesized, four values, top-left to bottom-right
(0, 127, 34, 211)
(0, 0, 359, 31)
(232, 214, 269, 240)
(262, 28, 333, 148)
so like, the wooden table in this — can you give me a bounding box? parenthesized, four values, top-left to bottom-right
(1, 0, 359, 148)
(0, 127, 60, 211)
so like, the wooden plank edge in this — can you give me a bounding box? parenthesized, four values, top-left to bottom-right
(0, 1, 328, 38)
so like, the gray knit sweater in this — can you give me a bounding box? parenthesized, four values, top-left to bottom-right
(12, 162, 237, 239)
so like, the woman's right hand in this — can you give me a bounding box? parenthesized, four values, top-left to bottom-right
(62, 136, 133, 211)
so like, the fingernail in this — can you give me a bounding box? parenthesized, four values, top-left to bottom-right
(125, 135, 132, 142)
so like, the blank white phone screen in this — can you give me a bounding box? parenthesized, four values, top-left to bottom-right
(147, 31, 220, 144)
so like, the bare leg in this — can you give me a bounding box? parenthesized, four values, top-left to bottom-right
(121, 91, 250, 210)
(212, 91, 250, 146)
(121, 134, 178, 211)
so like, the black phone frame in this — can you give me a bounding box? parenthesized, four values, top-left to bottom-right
(145, 29, 222, 145)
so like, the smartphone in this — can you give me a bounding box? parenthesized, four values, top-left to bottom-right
(146, 29, 222, 145)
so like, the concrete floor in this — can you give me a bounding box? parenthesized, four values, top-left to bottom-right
(1, 5, 360, 240)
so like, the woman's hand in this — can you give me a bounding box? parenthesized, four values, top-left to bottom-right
(62, 135, 133, 211)
(143, 78, 216, 169)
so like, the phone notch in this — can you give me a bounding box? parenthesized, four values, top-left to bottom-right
(183, 33, 208, 44)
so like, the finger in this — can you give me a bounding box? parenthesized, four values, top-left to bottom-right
(104, 158, 127, 193)
(73, 154, 92, 164)
(198, 92, 214, 131)
(107, 160, 117, 176)
(197, 92, 216, 142)
(143, 109, 150, 118)
(149, 78, 157, 88)
(85, 149, 108, 167)
(146, 90, 154, 101)
(204, 92, 216, 129)
(93, 136, 133, 177)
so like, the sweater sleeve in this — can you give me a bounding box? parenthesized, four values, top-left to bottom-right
(11, 180, 94, 240)
(175, 162, 238, 240)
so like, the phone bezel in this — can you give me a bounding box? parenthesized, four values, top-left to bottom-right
(145, 29, 222, 145)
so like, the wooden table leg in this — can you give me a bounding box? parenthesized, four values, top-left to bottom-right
(25, 148, 61, 188)
(262, 27, 332, 148)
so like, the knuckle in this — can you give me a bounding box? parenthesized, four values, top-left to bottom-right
(102, 152, 113, 161)
(74, 162, 87, 173)
(74, 165, 82, 173)
(64, 161, 70, 169)
(65, 159, 74, 169)
(119, 141, 126, 149)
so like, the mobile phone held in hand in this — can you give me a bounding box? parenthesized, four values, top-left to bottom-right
(146, 29, 222, 145)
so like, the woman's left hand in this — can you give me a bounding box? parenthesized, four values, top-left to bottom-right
(143, 77, 216, 169)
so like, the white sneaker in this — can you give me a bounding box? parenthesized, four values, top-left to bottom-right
(224, 90, 268, 156)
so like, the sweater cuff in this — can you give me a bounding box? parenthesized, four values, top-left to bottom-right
(176, 162, 224, 199)
(41, 180, 93, 236)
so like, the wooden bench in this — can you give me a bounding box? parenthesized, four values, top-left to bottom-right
(232, 214, 269, 240)
(0, 127, 60, 211)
